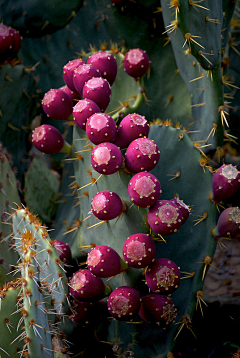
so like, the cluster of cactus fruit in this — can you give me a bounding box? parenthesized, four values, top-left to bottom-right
(1, 0, 240, 357)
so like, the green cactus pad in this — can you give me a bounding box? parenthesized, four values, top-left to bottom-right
(24, 157, 61, 224)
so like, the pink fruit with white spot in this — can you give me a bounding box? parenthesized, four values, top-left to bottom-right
(91, 142, 123, 175)
(63, 58, 86, 92)
(86, 113, 117, 144)
(87, 51, 118, 86)
(83, 77, 111, 112)
(128, 172, 161, 207)
(107, 286, 141, 320)
(125, 137, 160, 173)
(91, 190, 123, 220)
(212, 207, 240, 239)
(113, 113, 149, 149)
(122, 233, 156, 268)
(87, 245, 127, 278)
(69, 269, 106, 302)
(73, 63, 101, 96)
(147, 199, 183, 236)
(73, 99, 101, 130)
(145, 258, 180, 294)
(124, 48, 149, 79)
(139, 294, 177, 324)
(60, 85, 82, 106)
(53, 240, 72, 264)
(32, 124, 66, 154)
(42, 88, 73, 120)
(211, 164, 240, 203)
(171, 197, 190, 225)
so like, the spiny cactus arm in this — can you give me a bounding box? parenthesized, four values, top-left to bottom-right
(0, 283, 23, 357)
(12, 209, 69, 316)
(0, 148, 20, 285)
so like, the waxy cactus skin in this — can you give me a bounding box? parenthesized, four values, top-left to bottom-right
(42, 88, 73, 120)
(91, 142, 123, 175)
(83, 77, 111, 111)
(86, 113, 117, 145)
(124, 48, 150, 79)
(32, 124, 65, 154)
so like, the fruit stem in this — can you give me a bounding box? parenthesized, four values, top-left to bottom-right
(60, 141, 72, 154)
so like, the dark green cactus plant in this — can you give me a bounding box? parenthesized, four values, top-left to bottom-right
(0, 0, 240, 357)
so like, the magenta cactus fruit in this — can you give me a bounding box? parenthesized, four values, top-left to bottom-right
(107, 286, 141, 320)
(73, 99, 101, 130)
(211, 164, 240, 203)
(145, 258, 181, 294)
(87, 51, 118, 86)
(86, 113, 117, 144)
(60, 85, 82, 105)
(91, 190, 123, 220)
(212, 207, 240, 239)
(32, 124, 66, 154)
(70, 300, 94, 324)
(125, 137, 160, 173)
(42, 88, 73, 120)
(113, 113, 149, 149)
(73, 63, 101, 96)
(147, 199, 183, 236)
(0, 24, 14, 62)
(171, 197, 190, 225)
(69, 269, 106, 302)
(63, 58, 86, 92)
(9, 27, 21, 59)
(128, 172, 162, 207)
(122, 233, 156, 268)
(53, 240, 72, 264)
(86, 245, 127, 278)
(124, 48, 149, 79)
(139, 294, 177, 324)
(91, 142, 123, 175)
(83, 77, 111, 111)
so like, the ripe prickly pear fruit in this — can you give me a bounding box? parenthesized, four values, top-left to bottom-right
(212, 207, 240, 239)
(145, 258, 181, 294)
(91, 190, 123, 220)
(73, 63, 101, 96)
(70, 300, 94, 324)
(69, 269, 106, 302)
(53, 240, 72, 264)
(9, 27, 21, 59)
(60, 85, 82, 105)
(122, 233, 156, 268)
(86, 245, 127, 278)
(91, 142, 123, 175)
(83, 77, 111, 112)
(32, 124, 70, 154)
(139, 294, 177, 325)
(124, 48, 149, 79)
(63, 58, 86, 92)
(125, 137, 160, 173)
(0, 23, 14, 63)
(73, 99, 101, 130)
(128, 172, 161, 207)
(171, 197, 190, 225)
(113, 113, 149, 149)
(86, 113, 117, 145)
(42, 88, 73, 120)
(147, 199, 183, 236)
(87, 51, 118, 86)
(211, 164, 240, 203)
(107, 286, 141, 320)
